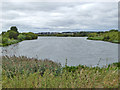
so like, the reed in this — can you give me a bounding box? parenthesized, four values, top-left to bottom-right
(2, 56, 119, 88)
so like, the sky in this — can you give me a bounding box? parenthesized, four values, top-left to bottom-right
(1, 0, 119, 33)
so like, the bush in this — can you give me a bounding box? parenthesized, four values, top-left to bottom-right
(2, 37, 8, 44)
(7, 39, 19, 45)
(87, 30, 120, 43)
(8, 30, 19, 39)
(26, 32, 38, 39)
(25, 35, 32, 40)
(18, 34, 26, 41)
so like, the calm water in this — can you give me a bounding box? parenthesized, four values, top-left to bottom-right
(2, 37, 118, 67)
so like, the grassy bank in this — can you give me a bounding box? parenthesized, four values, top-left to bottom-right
(87, 30, 120, 44)
(38, 29, 120, 44)
(0, 36, 19, 46)
(2, 56, 119, 88)
(87, 37, 119, 43)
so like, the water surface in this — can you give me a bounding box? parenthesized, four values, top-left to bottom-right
(2, 37, 118, 67)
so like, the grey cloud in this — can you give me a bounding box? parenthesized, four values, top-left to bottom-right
(2, 2, 118, 32)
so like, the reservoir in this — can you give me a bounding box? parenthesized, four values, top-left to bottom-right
(2, 37, 118, 67)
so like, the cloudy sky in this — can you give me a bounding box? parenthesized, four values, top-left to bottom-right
(1, 1, 118, 32)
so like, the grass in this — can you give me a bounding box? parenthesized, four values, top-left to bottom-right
(2, 56, 119, 88)
(87, 37, 104, 40)
(112, 40, 119, 43)
(87, 37, 120, 44)
(87, 30, 120, 44)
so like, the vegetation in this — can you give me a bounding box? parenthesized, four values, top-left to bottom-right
(1, 27, 119, 45)
(0, 26, 38, 46)
(2, 56, 119, 88)
(87, 30, 120, 43)
(38, 32, 90, 37)
(38, 29, 120, 44)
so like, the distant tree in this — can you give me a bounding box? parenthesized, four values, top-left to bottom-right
(109, 29, 118, 32)
(25, 35, 32, 40)
(10, 26, 18, 32)
(26, 32, 38, 39)
(88, 33, 98, 37)
(8, 30, 18, 39)
(18, 34, 26, 41)
(5, 26, 19, 39)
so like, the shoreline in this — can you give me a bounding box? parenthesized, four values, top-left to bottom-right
(0, 38, 38, 47)
(1, 36, 119, 47)
(87, 37, 120, 44)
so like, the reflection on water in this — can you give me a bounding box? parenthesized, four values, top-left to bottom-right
(2, 37, 118, 67)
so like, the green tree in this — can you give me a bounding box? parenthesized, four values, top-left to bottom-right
(10, 26, 19, 36)
(25, 35, 32, 40)
(10, 26, 18, 32)
(88, 33, 98, 37)
(8, 30, 18, 39)
(18, 34, 26, 41)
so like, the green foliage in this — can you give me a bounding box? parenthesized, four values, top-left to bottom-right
(18, 34, 26, 41)
(7, 39, 19, 45)
(38, 29, 119, 44)
(2, 37, 8, 44)
(0, 26, 38, 46)
(88, 33, 98, 37)
(87, 37, 104, 40)
(87, 30, 120, 43)
(25, 32, 38, 40)
(2, 56, 119, 88)
(25, 35, 32, 40)
(10, 26, 19, 33)
(2, 31, 9, 38)
(1, 37, 19, 46)
(21, 32, 38, 40)
(109, 62, 120, 69)
(8, 30, 19, 39)
(38, 32, 90, 37)
(109, 29, 118, 32)
(7, 26, 19, 39)
(2, 56, 61, 78)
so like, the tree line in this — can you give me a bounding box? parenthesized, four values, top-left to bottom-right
(87, 29, 120, 43)
(1, 26, 38, 46)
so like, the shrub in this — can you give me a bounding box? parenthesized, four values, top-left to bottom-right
(18, 34, 26, 41)
(8, 30, 19, 39)
(7, 39, 19, 45)
(2, 37, 8, 44)
(25, 35, 32, 40)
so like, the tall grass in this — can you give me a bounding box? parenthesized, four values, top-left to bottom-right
(2, 56, 119, 88)
(2, 56, 61, 78)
